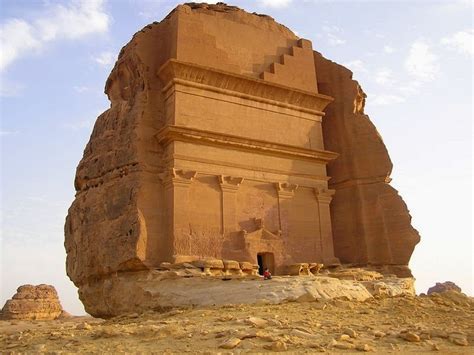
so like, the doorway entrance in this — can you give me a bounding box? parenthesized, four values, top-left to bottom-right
(257, 252, 275, 275)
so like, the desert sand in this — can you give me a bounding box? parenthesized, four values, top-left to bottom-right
(1, 290, 472, 353)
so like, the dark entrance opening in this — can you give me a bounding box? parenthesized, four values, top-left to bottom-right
(257, 252, 275, 275)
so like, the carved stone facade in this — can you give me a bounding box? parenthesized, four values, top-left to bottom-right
(65, 3, 420, 316)
(153, 57, 340, 273)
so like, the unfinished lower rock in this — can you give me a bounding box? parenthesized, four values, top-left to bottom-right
(1, 285, 66, 320)
(78, 269, 415, 318)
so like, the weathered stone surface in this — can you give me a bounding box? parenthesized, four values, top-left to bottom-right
(65, 2, 420, 316)
(313, 54, 420, 271)
(1, 285, 65, 320)
(427, 281, 462, 295)
(76, 271, 414, 318)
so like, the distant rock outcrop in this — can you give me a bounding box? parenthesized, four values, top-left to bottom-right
(1, 284, 66, 320)
(427, 281, 462, 295)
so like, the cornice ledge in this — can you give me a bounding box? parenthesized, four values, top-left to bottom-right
(156, 125, 339, 164)
(157, 59, 334, 114)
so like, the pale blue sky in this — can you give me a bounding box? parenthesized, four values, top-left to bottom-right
(1, 0, 472, 315)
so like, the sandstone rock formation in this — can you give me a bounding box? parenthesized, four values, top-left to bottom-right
(65, 2, 420, 316)
(427, 281, 462, 295)
(74, 267, 415, 317)
(1, 285, 65, 320)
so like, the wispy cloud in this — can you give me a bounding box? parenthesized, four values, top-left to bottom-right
(399, 81, 423, 95)
(258, 0, 293, 8)
(405, 40, 440, 81)
(321, 25, 346, 46)
(0, 0, 110, 72)
(441, 29, 473, 56)
(93, 51, 116, 67)
(375, 68, 396, 86)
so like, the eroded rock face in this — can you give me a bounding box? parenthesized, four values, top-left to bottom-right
(313, 54, 420, 268)
(1, 285, 65, 320)
(65, 2, 420, 316)
(428, 281, 462, 295)
(77, 269, 415, 317)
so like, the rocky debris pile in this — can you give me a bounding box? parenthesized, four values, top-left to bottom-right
(427, 281, 462, 295)
(326, 267, 384, 281)
(287, 263, 324, 276)
(1, 285, 67, 320)
(158, 259, 259, 277)
(157, 259, 328, 278)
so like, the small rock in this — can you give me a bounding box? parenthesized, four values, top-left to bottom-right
(334, 342, 355, 350)
(313, 302, 327, 310)
(373, 330, 385, 338)
(268, 319, 282, 327)
(246, 316, 268, 328)
(76, 322, 92, 330)
(402, 332, 420, 342)
(308, 343, 325, 351)
(291, 329, 318, 340)
(448, 333, 468, 346)
(238, 329, 259, 339)
(218, 337, 241, 349)
(343, 327, 358, 338)
(356, 343, 372, 352)
(264, 340, 287, 352)
(339, 334, 351, 341)
(430, 329, 448, 338)
(217, 315, 233, 322)
(215, 330, 234, 338)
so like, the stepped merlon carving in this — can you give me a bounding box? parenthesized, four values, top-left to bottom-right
(260, 38, 318, 93)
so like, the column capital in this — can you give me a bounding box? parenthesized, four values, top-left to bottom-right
(276, 182, 298, 199)
(219, 175, 244, 193)
(314, 186, 335, 204)
(159, 168, 197, 189)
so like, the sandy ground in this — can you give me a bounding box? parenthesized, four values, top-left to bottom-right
(1, 292, 473, 353)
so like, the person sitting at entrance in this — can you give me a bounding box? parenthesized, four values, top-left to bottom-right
(263, 268, 272, 280)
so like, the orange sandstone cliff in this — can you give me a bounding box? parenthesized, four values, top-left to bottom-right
(65, 3, 419, 316)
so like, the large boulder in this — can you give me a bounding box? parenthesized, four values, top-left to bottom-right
(65, 2, 420, 317)
(1, 284, 67, 320)
(427, 281, 462, 295)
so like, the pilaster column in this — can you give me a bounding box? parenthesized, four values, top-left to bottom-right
(159, 168, 197, 260)
(276, 182, 298, 236)
(314, 186, 339, 264)
(218, 175, 243, 234)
